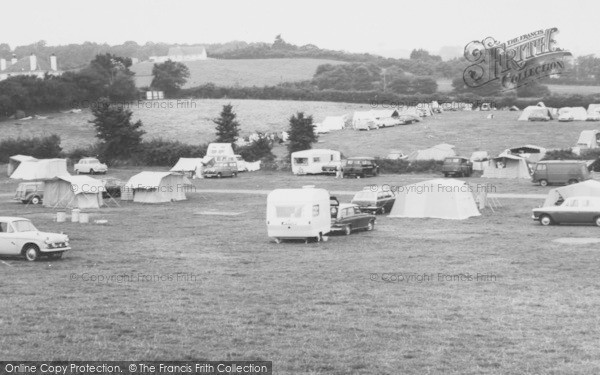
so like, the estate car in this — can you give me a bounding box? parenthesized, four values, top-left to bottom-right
(351, 188, 396, 214)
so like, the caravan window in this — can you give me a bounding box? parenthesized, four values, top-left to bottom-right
(313, 157, 321, 163)
(276, 205, 305, 218)
(294, 158, 308, 166)
(312, 205, 320, 217)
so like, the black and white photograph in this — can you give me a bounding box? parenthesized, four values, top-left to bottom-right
(1, 0, 600, 373)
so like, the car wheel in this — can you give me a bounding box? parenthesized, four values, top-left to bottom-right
(567, 179, 578, 185)
(90, 169, 95, 175)
(217, 173, 222, 178)
(344, 225, 352, 235)
(444, 173, 448, 177)
(595, 217, 600, 227)
(23, 245, 40, 262)
(539, 179, 548, 187)
(75, 169, 80, 175)
(367, 220, 375, 231)
(540, 215, 553, 226)
(232, 172, 237, 177)
(379, 206, 386, 215)
(30, 196, 41, 205)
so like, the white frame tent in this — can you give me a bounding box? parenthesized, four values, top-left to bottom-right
(388, 179, 481, 220)
(482, 155, 531, 179)
(43, 175, 105, 209)
(9, 159, 68, 180)
(558, 107, 588, 121)
(517, 106, 553, 121)
(170, 158, 205, 178)
(7, 155, 37, 176)
(125, 172, 191, 203)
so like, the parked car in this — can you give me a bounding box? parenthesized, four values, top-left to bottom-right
(385, 150, 408, 160)
(351, 188, 396, 214)
(0, 217, 70, 261)
(74, 158, 108, 174)
(532, 196, 600, 226)
(330, 204, 376, 235)
(14, 182, 44, 205)
(344, 157, 380, 178)
(203, 161, 238, 178)
(100, 177, 124, 198)
(442, 157, 473, 177)
(532, 161, 590, 186)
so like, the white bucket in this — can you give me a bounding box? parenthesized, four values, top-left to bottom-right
(79, 213, 89, 224)
(71, 209, 80, 222)
(56, 212, 67, 223)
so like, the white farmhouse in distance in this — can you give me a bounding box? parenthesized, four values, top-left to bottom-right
(149, 46, 208, 63)
(0, 54, 62, 81)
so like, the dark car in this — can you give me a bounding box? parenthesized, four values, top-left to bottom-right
(344, 157, 379, 178)
(100, 178, 124, 198)
(442, 157, 473, 177)
(14, 182, 44, 205)
(532, 196, 600, 226)
(351, 188, 395, 214)
(330, 203, 376, 235)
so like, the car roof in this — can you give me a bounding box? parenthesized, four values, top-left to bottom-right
(339, 203, 359, 209)
(566, 196, 600, 201)
(0, 217, 29, 221)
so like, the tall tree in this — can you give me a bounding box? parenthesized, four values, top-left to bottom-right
(151, 60, 191, 96)
(214, 104, 241, 146)
(287, 112, 317, 157)
(89, 97, 145, 159)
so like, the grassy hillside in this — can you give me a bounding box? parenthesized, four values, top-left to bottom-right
(2, 99, 596, 158)
(131, 58, 346, 88)
(437, 79, 600, 95)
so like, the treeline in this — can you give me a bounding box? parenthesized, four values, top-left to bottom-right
(0, 54, 138, 119)
(178, 83, 600, 109)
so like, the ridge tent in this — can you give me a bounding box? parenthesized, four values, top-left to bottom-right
(518, 106, 553, 121)
(501, 145, 546, 163)
(43, 175, 104, 209)
(7, 155, 37, 176)
(576, 130, 600, 149)
(170, 158, 205, 178)
(470, 151, 490, 171)
(314, 115, 346, 133)
(408, 144, 456, 161)
(542, 180, 600, 207)
(10, 159, 68, 180)
(388, 179, 480, 220)
(558, 107, 587, 121)
(482, 155, 531, 179)
(125, 172, 191, 203)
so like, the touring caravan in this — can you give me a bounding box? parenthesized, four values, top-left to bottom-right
(266, 186, 331, 243)
(291, 149, 341, 175)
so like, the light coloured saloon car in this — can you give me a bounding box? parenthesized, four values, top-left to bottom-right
(74, 157, 108, 174)
(532, 196, 600, 226)
(0, 217, 71, 261)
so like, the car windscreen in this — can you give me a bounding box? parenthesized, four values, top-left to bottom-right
(12, 220, 38, 232)
(353, 191, 376, 201)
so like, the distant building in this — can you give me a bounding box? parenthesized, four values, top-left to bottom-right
(149, 46, 208, 63)
(0, 54, 62, 81)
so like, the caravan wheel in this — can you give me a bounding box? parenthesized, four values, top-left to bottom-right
(273, 238, 282, 244)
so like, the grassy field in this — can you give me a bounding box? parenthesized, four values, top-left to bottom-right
(1, 169, 600, 373)
(130, 58, 346, 88)
(2, 99, 598, 159)
(437, 79, 600, 95)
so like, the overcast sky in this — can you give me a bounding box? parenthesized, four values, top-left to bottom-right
(2, 0, 598, 58)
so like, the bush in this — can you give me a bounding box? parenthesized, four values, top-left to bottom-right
(376, 158, 444, 174)
(64, 144, 103, 161)
(0, 135, 62, 163)
(132, 139, 208, 166)
(238, 137, 275, 163)
(541, 148, 580, 161)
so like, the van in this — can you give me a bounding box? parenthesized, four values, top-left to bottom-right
(202, 161, 238, 178)
(532, 161, 590, 186)
(266, 186, 331, 243)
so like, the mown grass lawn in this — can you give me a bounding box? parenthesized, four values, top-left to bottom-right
(1, 171, 599, 374)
